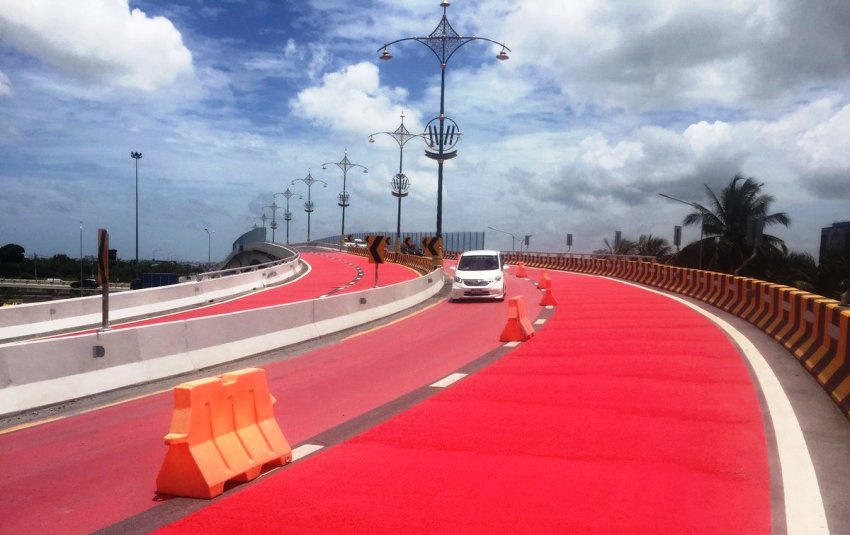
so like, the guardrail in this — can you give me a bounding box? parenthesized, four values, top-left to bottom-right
(494, 251, 850, 418)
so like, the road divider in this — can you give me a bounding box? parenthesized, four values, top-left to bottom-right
(0, 269, 444, 416)
(500, 296, 535, 342)
(156, 367, 291, 499)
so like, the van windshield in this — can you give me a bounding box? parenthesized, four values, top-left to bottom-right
(458, 255, 499, 271)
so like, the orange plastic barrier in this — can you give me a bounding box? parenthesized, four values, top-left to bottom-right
(515, 261, 528, 278)
(539, 288, 558, 307)
(156, 367, 292, 499)
(500, 296, 535, 342)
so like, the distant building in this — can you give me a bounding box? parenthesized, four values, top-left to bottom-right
(819, 221, 850, 263)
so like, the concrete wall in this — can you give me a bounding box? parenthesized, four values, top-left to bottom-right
(0, 269, 444, 416)
(0, 252, 305, 341)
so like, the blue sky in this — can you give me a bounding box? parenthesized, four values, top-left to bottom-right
(1, 0, 849, 262)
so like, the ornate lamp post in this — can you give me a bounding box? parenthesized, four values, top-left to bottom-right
(264, 201, 281, 243)
(292, 171, 327, 244)
(369, 113, 421, 251)
(130, 151, 142, 276)
(275, 188, 302, 245)
(378, 1, 510, 249)
(322, 150, 367, 250)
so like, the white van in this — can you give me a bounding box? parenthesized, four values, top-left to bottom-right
(449, 250, 508, 301)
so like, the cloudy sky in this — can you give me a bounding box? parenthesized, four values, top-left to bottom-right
(1, 0, 849, 262)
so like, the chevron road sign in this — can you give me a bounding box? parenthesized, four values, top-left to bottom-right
(366, 235, 389, 264)
(421, 236, 442, 258)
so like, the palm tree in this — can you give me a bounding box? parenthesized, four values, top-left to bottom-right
(635, 234, 672, 259)
(600, 237, 636, 255)
(682, 175, 790, 273)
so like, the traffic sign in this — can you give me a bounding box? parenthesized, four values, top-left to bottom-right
(97, 229, 109, 286)
(421, 236, 442, 258)
(366, 235, 389, 264)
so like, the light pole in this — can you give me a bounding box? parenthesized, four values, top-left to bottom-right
(370, 112, 423, 252)
(130, 151, 142, 276)
(79, 220, 83, 286)
(487, 225, 517, 252)
(659, 192, 705, 269)
(264, 201, 281, 243)
(322, 150, 367, 250)
(275, 188, 302, 245)
(292, 171, 327, 244)
(204, 227, 214, 270)
(378, 1, 510, 248)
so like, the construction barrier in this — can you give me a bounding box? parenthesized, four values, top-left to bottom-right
(498, 251, 850, 418)
(156, 367, 291, 499)
(500, 296, 535, 342)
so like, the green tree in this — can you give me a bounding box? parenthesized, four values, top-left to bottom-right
(635, 234, 672, 259)
(682, 175, 790, 274)
(0, 243, 25, 264)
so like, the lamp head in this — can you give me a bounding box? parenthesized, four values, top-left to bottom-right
(496, 48, 509, 61)
(380, 48, 392, 61)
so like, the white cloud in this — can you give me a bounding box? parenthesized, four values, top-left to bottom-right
(0, 70, 12, 96)
(0, 0, 193, 91)
(289, 62, 423, 135)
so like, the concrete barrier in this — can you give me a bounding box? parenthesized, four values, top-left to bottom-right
(0, 255, 306, 341)
(0, 269, 444, 416)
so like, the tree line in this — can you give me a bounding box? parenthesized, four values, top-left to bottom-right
(596, 175, 849, 300)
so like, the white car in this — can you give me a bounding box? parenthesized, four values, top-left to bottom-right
(450, 250, 508, 301)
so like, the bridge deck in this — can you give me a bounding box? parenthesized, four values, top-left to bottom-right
(0, 262, 848, 534)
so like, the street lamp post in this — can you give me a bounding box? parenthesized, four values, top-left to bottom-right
(204, 227, 214, 270)
(264, 201, 281, 243)
(487, 225, 517, 252)
(275, 188, 302, 245)
(370, 112, 422, 252)
(378, 1, 510, 248)
(130, 151, 142, 276)
(79, 220, 83, 286)
(292, 171, 327, 244)
(658, 192, 705, 269)
(322, 150, 367, 250)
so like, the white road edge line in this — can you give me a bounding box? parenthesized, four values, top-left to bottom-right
(504, 341, 521, 348)
(613, 277, 829, 535)
(430, 373, 467, 388)
(292, 444, 324, 461)
(534, 319, 547, 325)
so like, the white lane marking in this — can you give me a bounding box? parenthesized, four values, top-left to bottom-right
(534, 319, 547, 325)
(430, 373, 467, 388)
(504, 341, 521, 348)
(545, 305, 555, 310)
(292, 444, 324, 461)
(612, 278, 829, 535)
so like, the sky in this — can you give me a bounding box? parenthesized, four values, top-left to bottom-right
(1, 0, 849, 263)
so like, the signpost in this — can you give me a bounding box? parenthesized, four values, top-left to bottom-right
(421, 236, 443, 268)
(366, 235, 390, 287)
(97, 228, 110, 331)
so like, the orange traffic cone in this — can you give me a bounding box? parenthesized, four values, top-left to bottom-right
(538, 269, 551, 290)
(499, 296, 535, 342)
(539, 288, 557, 306)
(515, 261, 528, 278)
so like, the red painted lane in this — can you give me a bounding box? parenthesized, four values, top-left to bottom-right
(56, 252, 418, 336)
(159, 269, 770, 534)
(0, 265, 541, 534)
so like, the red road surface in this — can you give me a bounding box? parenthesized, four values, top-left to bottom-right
(0, 259, 541, 534)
